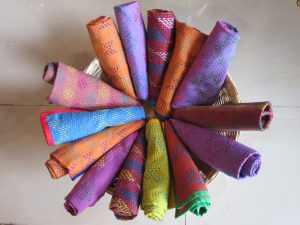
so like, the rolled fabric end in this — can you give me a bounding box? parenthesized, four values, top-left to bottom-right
(64, 201, 78, 216)
(259, 102, 273, 130)
(45, 159, 67, 179)
(240, 154, 261, 178)
(219, 20, 239, 37)
(143, 205, 166, 222)
(43, 63, 58, 84)
(87, 15, 109, 28)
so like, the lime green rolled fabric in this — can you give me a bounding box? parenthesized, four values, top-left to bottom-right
(142, 119, 170, 221)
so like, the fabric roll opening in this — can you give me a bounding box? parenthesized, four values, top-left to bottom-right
(43, 63, 58, 84)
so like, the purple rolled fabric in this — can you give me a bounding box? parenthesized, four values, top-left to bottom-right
(172, 20, 240, 108)
(64, 132, 138, 216)
(170, 119, 261, 179)
(114, 1, 148, 100)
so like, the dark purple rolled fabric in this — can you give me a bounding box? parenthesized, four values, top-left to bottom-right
(170, 119, 261, 179)
(172, 20, 240, 108)
(64, 132, 138, 216)
(114, 1, 148, 100)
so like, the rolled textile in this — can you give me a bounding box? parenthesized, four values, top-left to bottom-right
(147, 9, 175, 103)
(87, 16, 136, 98)
(114, 1, 148, 100)
(64, 132, 138, 216)
(40, 106, 146, 145)
(164, 121, 210, 218)
(172, 102, 273, 131)
(109, 131, 146, 220)
(141, 119, 170, 221)
(155, 21, 207, 117)
(45, 120, 145, 180)
(172, 20, 240, 108)
(43, 62, 139, 109)
(170, 119, 261, 179)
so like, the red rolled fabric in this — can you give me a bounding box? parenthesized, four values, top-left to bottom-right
(172, 102, 273, 131)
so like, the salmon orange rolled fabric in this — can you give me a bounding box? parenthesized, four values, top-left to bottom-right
(64, 132, 138, 216)
(147, 9, 175, 103)
(87, 16, 136, 99)
(114, 1, 148, 100)
(43, 62, 139, 110)
(172, 102, 273, 131)
(155, 21, 207, 117)
(172, 20, 240, 108)
(45, 120, 145, 180)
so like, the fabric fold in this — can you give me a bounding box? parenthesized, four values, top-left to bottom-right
(170, 119, 261, 179)
(155, 21, 207, 117)
(164, 121, 210, 218)
(109, 131, 146, 220)
(141, 119, 170, 221)
(45, 120, 145, 180)
(40, 106, 146, 145)
(172, 102, 273, 131)
(172, 20, 240, 108)
(43, 62, 139, 109)
(147, 9, 175, 103)
(87, 16, 136, 98)
(64, 132, 138, 216)
(114, 1, 148, 100)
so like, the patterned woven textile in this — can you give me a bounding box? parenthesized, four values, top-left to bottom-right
(40, 106, 146, 145)
(164, 121, 210, 218)
(87, 16, 136, 98)
(43, 62, 139, 109)
(141, 119, 170, 221)
(64, 132, 138, 216)
(45, 120, 145, 180)
(172, 20, 240, 108)
(147, 9, 175, 103)
(172, 102, 273, 131)
(171, 119, 261, 179)
(114, 1, 148, 100)
(155, 21, 207, 117)
(109, 131, 146, 220)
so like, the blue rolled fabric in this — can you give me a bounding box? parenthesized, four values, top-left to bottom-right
(40, 106, 146, 145)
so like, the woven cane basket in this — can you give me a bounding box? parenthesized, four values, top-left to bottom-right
(85, 58, 241, 186)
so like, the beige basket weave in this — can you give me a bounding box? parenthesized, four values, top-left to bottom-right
(85, 58, 241, 185)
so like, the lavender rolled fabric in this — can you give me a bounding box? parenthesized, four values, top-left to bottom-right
(172, 20, 240, 108)
(170, 119, 261, 179)
(64, 132, 138, 216)
(114, 1, 148, 100)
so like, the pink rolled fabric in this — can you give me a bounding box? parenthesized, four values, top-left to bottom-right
(43, 62, 139, 110)
(64, 132, 138, 216)
(172, 20, 240, 108)
(147, 9, 175, 103)
(170, 119, 261, 179)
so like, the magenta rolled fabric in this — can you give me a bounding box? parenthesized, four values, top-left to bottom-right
(64, 132, 138, 216)
(43, 62, 139, 110)
(170, 119, 261, 179)
(172, 20, 240, 108)
(147, 9, 175, 103)
(114, 1, 148, 100)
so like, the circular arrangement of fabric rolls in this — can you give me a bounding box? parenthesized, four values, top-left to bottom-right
(39, 0, 273, 222)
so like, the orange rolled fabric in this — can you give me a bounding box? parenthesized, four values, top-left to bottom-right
(87, 16, 136, 99)
(45, 120, 145, 180)
(155, 21, 207, 117)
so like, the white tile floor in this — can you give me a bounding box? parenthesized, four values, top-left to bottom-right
(0, 0, 299, 224)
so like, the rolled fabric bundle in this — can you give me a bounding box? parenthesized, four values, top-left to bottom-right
(147, 9, 175, 103)
(164, 121, 210, 218)
(43, 62, 139, 110)
(172, 102, 273, 131)
(87, 16, 136, 98)
(155, 21, 207, 117)
(114, 1, 148, 100)
(109, 131, 146, 220)
(172, 20, 240, 108)
(170, 119, 261, 179)
(45, 120, 145, 180)
(142, 119, 170, 221)
(40, 106, 146, 145)
(64, 132, 138, 216)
